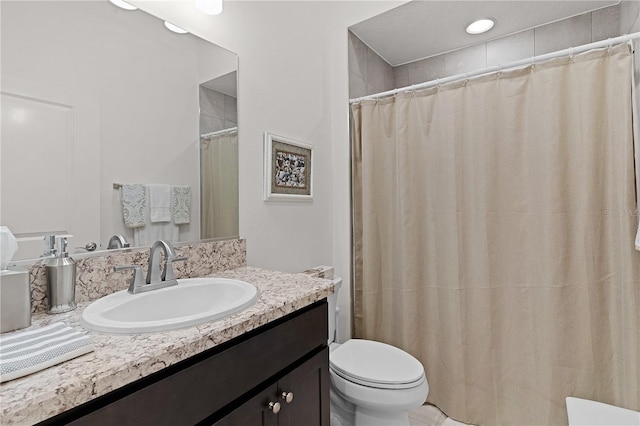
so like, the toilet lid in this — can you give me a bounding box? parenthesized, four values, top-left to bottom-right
(330, 339, 425, 389)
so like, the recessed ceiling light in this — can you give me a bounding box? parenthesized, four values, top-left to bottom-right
(164, 21, 188, 34)
(109, 0, 137, 11)
(466, 19, 495, 35)
(195, 0, 223, 16)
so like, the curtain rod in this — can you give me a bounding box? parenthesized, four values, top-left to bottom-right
(349, 32, 640, 104)
(200, 127, 238, 138)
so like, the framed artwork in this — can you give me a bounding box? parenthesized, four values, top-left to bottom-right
(263, 132, 313, 201)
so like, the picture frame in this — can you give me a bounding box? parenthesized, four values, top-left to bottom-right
(263, 132, 313, 201)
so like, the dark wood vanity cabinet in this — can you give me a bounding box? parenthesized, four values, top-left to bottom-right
(41, 301, 329, 426)
(214, 349, 328, 426)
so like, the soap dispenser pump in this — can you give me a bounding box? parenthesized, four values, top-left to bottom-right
(44, 237, 77, 314)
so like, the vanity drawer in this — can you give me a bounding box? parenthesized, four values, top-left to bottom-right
(44, 301, 328, 426)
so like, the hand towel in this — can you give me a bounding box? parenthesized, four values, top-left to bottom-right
(172, 186, 191, 225)
(0, 322, 93, 383)
(134, 196, 179, 246)
(149, 184, 172, 223)
(121, 184, 147, 228)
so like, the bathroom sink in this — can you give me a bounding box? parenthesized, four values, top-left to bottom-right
(81, 277, 258, 334)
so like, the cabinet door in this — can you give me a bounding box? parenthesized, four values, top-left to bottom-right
(213, 384, 279, 426)
(277, 348, 330, 426)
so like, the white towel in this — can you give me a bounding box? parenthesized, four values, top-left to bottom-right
(149, 184, 172, 223)
(172, 186, 191, 225)
(134, 195, 179, 246)
(121, 184, 147, 228)
(0, 322, 93, 383)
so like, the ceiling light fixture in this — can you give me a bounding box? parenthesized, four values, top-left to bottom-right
(195, 0, 223, 15)
(164, 21, 188, 34)
(466, 18, 495, 35)
(108, 0, 137, 11)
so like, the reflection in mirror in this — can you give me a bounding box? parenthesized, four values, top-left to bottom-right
(1, 1, 238, 262)
(199, 73, 239, 239)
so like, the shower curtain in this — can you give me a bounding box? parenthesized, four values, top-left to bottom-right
(351, 43, 640, 425)
(200, 131, 239, 239)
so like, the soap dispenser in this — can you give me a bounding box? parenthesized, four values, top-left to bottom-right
(44, 237, 77, 314)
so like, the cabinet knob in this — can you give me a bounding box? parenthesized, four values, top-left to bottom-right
(268, 401, 281, 414)
(281, 391, 294, 404)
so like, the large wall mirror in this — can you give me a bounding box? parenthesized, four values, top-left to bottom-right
(1, 0, 239, 262)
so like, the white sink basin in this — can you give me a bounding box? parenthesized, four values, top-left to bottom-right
(81, 277, 258, 334)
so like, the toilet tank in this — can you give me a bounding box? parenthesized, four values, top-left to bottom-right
(328, 277, 342, 344)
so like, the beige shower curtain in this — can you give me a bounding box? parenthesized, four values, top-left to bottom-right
(351, 43, 640, 425)
(201, 131, 239, 239)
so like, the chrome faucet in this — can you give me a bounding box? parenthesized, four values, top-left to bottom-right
(107, 234, 130, 249)
(114, 240, 187, 294)
(147, 240, 183, 285)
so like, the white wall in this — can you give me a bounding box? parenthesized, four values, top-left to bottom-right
(133, 0, 407, 341)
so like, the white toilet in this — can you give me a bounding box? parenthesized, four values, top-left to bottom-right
(328, 277, 429, 426)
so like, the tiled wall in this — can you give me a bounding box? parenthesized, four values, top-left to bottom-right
(619, 0, 639, 35)
(348, 4, 629, 99)
(348, 31, 394, 99)
(199, 86, 238, 134)
(394, 5, 622, 89)
(620, 0, 640, 119)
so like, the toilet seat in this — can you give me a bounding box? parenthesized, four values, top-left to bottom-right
(329, 339, 425, 390)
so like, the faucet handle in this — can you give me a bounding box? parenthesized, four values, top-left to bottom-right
(114, 265, 145, 293)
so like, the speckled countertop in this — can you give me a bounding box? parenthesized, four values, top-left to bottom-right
(0, 267, 334, 425)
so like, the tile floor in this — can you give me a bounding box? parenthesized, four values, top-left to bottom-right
(409, 404, 472, 426)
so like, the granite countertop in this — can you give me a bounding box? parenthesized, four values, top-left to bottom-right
(0, 267, 334, 425)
